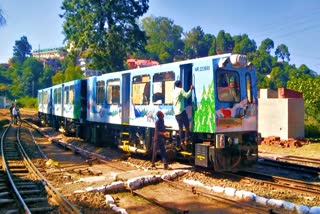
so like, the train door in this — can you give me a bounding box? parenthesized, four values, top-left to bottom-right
(121, 73, 130, 124)
(179, 63, 193, 127)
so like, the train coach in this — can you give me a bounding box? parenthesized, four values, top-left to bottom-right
(38, 53, 260, 171)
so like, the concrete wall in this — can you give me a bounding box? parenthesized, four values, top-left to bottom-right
(258, 89, 304, 140)
(287, 99, 304, 138)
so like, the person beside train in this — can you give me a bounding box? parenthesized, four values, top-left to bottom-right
(12, 104, 18, 125)
(9, 103, 14, 124)
(152, 111, 171, 170)
(172, 80, 193, 150)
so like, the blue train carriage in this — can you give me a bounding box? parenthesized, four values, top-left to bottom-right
(85, 66, 176, 148)
(38, 87, 53, 126)
(48, 79, 87, 136)
(192, 54, 259, 171)
(85, 53, 259, 171)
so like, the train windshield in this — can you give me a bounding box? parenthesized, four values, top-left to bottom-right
(216, 70, 240, 103)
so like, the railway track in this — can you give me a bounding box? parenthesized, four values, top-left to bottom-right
(259, 151, 320, 167)
(23, 120, 276, 213)
(13, 119, 320, 212)
(0, 123, 82, 214)
(234, 170, 320, 196)
(258, 156, 320, 176)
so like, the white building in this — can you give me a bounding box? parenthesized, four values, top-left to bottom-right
(258, 88, 304, 140)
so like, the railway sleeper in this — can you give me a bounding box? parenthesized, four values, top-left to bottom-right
(0, 191, 10, 197)
(9, 168, 28, 173)
(19, 189, 42, 194)
(0, 198, 15, 204)
(12, 181, 38, 186)
(29, 206, 55, 213)
(24, 197, 48, 203)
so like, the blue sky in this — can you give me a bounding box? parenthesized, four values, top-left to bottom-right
(1, 0, 320, 73)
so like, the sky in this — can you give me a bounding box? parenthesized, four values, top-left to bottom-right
(0, 0, 320, 73)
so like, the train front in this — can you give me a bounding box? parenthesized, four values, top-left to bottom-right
(192, 54, 260, 171)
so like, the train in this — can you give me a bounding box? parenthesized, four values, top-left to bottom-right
(38, 53, 260, 171)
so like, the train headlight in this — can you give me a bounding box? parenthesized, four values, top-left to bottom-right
(230, 54, 247, 67)
(216, 134, 225, 148)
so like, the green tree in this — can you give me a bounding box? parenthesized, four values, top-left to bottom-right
(293, 64, 317, 78)
(39, 66, 55, 89)
(64, 65, 83, 82)
(183, 26, 213, 59)
(269, 66, 289, 88)
(232, 34, 257, 55)
(52, 71, 65, 85)
(140, 16, 183, 63)
(275, 44, 290, 62)
(61, 0, 149, 73)
(258, 38, 274, 53)
(215, 30, 234, 54)
(287, 77, 320, 134)
(21, 58, 44, 97)
(208, 37, 217, 56)
(12, 36, 32, 64)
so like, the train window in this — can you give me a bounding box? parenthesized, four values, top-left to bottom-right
(217, 70, 240, 102)
(43, 91, 48, 104)
(96, 80, 105, 105)
(64, 86, 69, 104)
(152, 71, 175, 105)
(132, 75, 150, 105)
(54, 88, 62, 104)
(69, 85, 74, 104)
(107, 79, 120, 104)
(39, 91, 43, 104)
(245, 73, 253, 103)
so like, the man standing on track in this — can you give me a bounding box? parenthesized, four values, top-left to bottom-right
(152, 111, 171, 170)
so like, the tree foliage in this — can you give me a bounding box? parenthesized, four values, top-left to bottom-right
(275, 44, 290, 62)
(215, 30, 234, 54)
(61, 0, 149, 73)
(64, 65, 83, 82)
(12, 36, 32, 64)
(52, 71, 65, 85)
(287, 77, 320, 122)
(140, 16, 183, 63)
(183, 26, 213, 59)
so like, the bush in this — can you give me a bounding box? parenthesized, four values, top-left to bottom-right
(17, 96, 37, 108)
(305, 120, 320, 138)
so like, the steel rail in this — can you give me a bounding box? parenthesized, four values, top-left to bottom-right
(17, 121, 83, 214)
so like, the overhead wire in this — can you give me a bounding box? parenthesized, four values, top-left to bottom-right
(248, 7, 320, 72)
